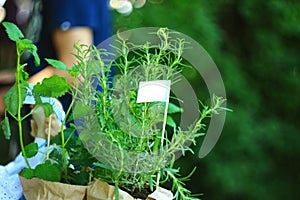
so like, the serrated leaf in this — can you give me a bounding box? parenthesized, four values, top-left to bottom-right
(17, 39, 40, 65)
(168, 102, 183, 114)
(19, 168, 34, 179)
(34, 160, 61, 182)
(2, 22, 24, 41)
(32, 75, 70, 98)
(4, 83, 27, 115)
(73, 101, 91, 119)
(23, 142, 38, 158)
(45, 58, 68, 71)
(0, 117, 11, 139)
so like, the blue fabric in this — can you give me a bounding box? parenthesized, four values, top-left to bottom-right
(27, 0, 112, 77)
(42, 0, 111, 45)
(19, 195, 26, 200)
(26, 0, 112, 113)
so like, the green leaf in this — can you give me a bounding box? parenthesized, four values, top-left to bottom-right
(167, 116, 177, 128)
(168, 102, 183, 114)
(33, 98, 54, 117)
(4, 83, 27, 115)
(34, 95, 43, 105)
(2, 22, 24, 41)
(73, 101, 91, 120)
(32, 50, 40, 66)
(69, 65, 80, 77)
(0, 117, 11, 140)
(32, 75, 70, 98)
(70, 171, 90, 185)
(48, 148, 64, 166)
(23, 142, 38, 158)
(34, 160, 61, 182)
(51, 128, 75, 146)
(40, 103, 54, 117)
(19, 168, 34, 179)
(45, 58, 68, 71)
(17, 39, 40, 66)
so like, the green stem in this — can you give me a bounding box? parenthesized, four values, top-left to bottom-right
(115, 182, 120, 200)
(16, 51, 31, 169)
(60, 91, 77, 182)
(137, 102, 147, 151)
(21, 106, 38, 121)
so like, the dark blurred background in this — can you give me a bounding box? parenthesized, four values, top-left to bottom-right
(113, 0, 300, 199)
(1, 0, 300, 199)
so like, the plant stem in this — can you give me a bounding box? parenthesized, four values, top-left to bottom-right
(115, 182, 120, 200)
(16, 50, 31, 169)
(46, 114, 52, 160)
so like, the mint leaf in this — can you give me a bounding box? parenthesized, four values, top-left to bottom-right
(19, 168, 34, 179)
(4, 83, 27, 115)
(34, 161, 61, 182)
(40, 102, 54, 117)
(0, 117, 11, 140)
(17, 39, 40, 66)
(69, 65, 80, 77)
(45, 58, 68, 71)
(2, 22, 24, 41)
(23, 142, 38, 158)
(34, 95, 42, 104)
(33, 96, 54, 117)
(31, 50, 40, 66)
(32, 75, 70, 98)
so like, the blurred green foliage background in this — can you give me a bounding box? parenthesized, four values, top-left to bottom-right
(113, 0, 300, 199)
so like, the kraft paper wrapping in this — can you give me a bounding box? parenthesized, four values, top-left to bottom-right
(19, 176, 87, 200)
(20, 177, 173, 200)
(87, 179, 173, 200)
(87, 179, 137, 200)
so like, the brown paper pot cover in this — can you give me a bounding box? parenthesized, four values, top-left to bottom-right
(19, 176, 87, 200)
(20, 176, 173, 200)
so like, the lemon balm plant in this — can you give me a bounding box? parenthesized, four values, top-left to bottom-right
(0, 22, 89, 189)
(0, 21, 71, 169)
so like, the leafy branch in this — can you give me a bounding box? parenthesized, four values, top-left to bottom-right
(75, 28, 228, 199)
(0, 22, 71, 169)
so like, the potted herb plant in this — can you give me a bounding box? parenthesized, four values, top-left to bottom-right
(1, 21, 227, 200)
(70, 28, 227, 200)
(0, 21, 87, 199)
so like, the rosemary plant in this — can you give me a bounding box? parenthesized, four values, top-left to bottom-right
(74, 28, 227, 200)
